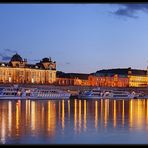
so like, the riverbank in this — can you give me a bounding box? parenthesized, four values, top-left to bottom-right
(1, 84, 148, 96)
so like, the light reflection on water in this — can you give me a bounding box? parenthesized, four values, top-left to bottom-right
(0, 99, 148, 144)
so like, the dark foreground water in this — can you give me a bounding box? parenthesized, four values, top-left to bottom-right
(0, 98, 148, 144)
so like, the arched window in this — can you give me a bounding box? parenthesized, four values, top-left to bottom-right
(16, 63, 19, 67)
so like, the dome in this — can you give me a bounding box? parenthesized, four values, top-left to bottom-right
(11, 53, 23, 62)
(42, 57, 50, 62)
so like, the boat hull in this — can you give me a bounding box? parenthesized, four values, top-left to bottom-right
(78, 95, 103, 99)
(78, 95, 148, 100)
(0, 94, 71, 100)
(78, 95, 141, 100)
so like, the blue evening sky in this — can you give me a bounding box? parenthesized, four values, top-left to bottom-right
(0, 4, 148, 73)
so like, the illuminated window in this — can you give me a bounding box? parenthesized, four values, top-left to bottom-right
(9, 77, 11, 83)
(32, 78, 34, 83)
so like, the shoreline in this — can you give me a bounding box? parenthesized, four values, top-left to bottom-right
(1, 84, 148, 96)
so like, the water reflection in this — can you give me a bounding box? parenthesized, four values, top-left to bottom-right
(84, 100, 87, 131)
(31, 101, 35, 133)
(113, 100, 116, 128)
(1, 99, 148, 143)
(95, 101, 98, 129)
(8, 101, 12, 136)
(62, 100, 65, 129)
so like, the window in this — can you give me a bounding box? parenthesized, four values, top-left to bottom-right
(50, 73, 52, 78)
(0, 71, 2, 76)
(16, 63, 19, 67)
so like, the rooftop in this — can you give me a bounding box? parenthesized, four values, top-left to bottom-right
(95, 68, 147, 76)
(57, 71, 89, 80)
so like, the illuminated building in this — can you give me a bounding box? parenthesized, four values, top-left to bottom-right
(56, 67, 148, 87)
(128, 68, 148, 87)
(56, 72, 89, 86)
(91, 67, 148, 87)
(88, 74, 129, 87)
(0, 53, 56, 84)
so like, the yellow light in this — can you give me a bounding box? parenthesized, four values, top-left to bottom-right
(101, 99, 103, 124)
(122, 100, 124, 126)
(47, 101, 56, 136)
(113, 100, 116, 128)
(8, 101, 12, 135)
(84, 100, 87, 131)
(62, 100, 65, 129)
(1, 112, 6, 144)
(137, 100, 144, 130)
(31, 101, 35, 132)
(74, 99, 77, 132)
(48, 101, 51, 132)
(95, 100, 98, 129)
(129, 99, 133, 129)
(78, 100, 82, 132)
(104, 99, 109, 128)
(146, 100, 148, 131)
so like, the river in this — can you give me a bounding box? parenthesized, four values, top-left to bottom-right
(0, 99, 148, 144)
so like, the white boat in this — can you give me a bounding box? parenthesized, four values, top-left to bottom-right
(103, 90, 135, 99)
(78, 88, 104, 99)
(30, 88, 71, 99)
(0, 87, 71, 100)
(78, 88, 142, 100)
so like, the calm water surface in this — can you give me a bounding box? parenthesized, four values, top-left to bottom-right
(0, 98, 148, 144)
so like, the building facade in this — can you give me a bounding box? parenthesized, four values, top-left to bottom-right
(1, 54, 148, 88)
(88, 74, 129, 87)
(56, 72, 89, 86)
(56, 68, 148, 87)
(128, 68, 148, 87)
(93, 68, 148, 87)
(0, 53, 56, 84)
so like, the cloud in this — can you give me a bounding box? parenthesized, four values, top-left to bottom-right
(0, 53, 11, 61)
(1, 56, 11, 61)
(0, 49, 18, 61)
(112, 4, 148, 18)
(0, 49, 40, 63)
(31, 59, 40, 62)
(4, 49, 17, 53)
